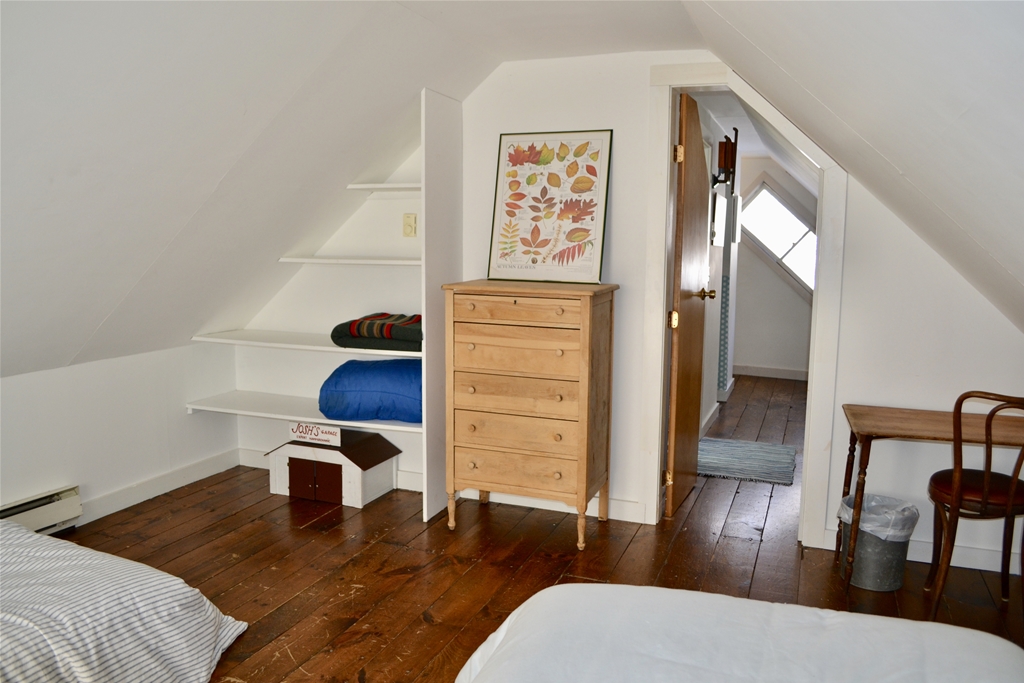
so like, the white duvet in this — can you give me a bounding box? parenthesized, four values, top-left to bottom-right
(457, 584, 1024, 682)
(0, 520, 246, 683)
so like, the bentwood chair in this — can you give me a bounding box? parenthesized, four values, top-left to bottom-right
(924, 391, 1024, 622)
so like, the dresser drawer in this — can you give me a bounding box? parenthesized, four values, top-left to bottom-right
(454, 409, 578, 456)
(454, 447, 577, 495)
(454, 294, 580, 327)
(454, 371, 579, 419)
(453, 322, 580, 379)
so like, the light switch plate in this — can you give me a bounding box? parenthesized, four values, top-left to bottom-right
(403, 213, 417, 237)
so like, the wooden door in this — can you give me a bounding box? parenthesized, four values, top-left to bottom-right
(664, 93, 711, 517)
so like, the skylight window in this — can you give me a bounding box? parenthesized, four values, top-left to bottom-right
(742, 186, 817, 289)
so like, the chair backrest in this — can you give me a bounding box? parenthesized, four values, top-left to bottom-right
(951, 391, 1024, 514)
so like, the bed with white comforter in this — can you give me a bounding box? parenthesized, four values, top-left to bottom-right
(0, 519, 245, 683)
(457, 584, 1024, 682)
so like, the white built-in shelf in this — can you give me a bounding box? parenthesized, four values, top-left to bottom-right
(278, 256, 422, 266)
(186, 390, 423, 434)
(191, 329, 422, 357)
(346, 183, 422, 192)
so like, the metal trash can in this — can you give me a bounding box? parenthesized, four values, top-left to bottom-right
(837, 494, 919, 591)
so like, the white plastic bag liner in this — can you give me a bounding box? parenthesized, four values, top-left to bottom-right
(837, 494, 919, 542)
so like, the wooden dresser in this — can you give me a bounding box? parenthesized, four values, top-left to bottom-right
(442, 279, 617, 550)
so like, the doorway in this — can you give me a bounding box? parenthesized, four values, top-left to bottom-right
(643, 63, 848, 551)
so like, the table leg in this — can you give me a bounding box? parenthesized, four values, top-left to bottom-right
(447, 493, 457, 531)
(478, 491, 490, 504)
(835, 430, 859, 564)
(843, 436, 873, 587)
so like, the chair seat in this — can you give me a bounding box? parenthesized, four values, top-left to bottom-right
(928, 469, 1024, 514)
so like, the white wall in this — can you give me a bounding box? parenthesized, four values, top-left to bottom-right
(0, 343, 237, 523)
(462, 50, 699, 523)
(823, 177, 1024, 569)
(733, 239, 812, 379)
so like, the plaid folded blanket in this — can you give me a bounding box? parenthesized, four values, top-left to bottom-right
(331, 313, 423, 352)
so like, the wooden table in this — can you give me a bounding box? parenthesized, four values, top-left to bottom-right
(838, 404, 1024, 585)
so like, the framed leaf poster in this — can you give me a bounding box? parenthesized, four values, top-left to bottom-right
(487, 130, 612, 283)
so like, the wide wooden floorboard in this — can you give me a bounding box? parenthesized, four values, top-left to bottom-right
(65, 376, 1021, 681)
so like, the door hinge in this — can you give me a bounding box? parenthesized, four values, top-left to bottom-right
(674, 145, 685, 163)
(663, 469, 673, 487)
(668, 310, 679, 329)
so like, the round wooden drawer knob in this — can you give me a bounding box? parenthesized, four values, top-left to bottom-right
(468, 462, 477, 470)
(553, 433, 562, 442)
(468, 424, 477, 432)
(553, 472, 562, 480)
(555, 349, 564, 357)
(467, 343, 476, 350)
(555, 307, 564, 316)
(467, 302, 476, 310)
(467, 386, 476, 394)
(555, 394, 563, 402)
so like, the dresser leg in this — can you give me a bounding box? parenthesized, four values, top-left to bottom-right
(447, 493, 457, 530)
(577, 512, 586, 551)
(478, 490, 490, 504)
(598, 482, 609, 521)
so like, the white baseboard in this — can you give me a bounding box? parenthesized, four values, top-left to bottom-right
(396, 469, 423, 492)
(238, 448, 270, 469)
(79, 449, 243, 525)
(717, 376, 735, 403)
(700, 403, 721, 438)
(805, 525, 1020, 575)
(734, 364, 808, 381)
(458, 489, 646, 524)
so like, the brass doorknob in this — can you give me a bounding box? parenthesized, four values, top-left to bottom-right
(697, 288, 717, 300)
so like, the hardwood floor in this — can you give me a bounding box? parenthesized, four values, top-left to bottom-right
(61, 374, 1022, 681)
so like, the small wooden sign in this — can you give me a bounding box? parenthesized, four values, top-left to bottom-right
(288, 422, 341, 447)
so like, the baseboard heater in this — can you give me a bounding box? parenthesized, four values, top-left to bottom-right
(0, 486, 82, 535)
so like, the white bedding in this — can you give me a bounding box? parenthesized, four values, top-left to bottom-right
(0, 520, 246, 683)
(457, 584, 1024, 682)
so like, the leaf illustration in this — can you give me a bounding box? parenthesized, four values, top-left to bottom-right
(526, 173, 538, 186)
(509, 180, 521, 191)
(508, 144, 541, 166)
(529, 204, 541, 212)
(544, 211, 554, 219)
(586, 164, 598, 177)
(505, 210, 516, 218)
(547, 173, 561, 188)
(553, 240, 592, 265)
(570, 176, 595, 194)
(557, 142, 570, 162)
(589, 151, 599, 161)
(509, 192, 527, 201)
(566, 227, 591, 243)
(537, 143, 555, 166)
(530, 216, 543, 222)
(498, 221, 520, 260)
(557, 198, 597, 223)
(540, 186, 549, 200)
(505, 202, 522, 210)
(566, 160, 579, 178)
(573, 141, 590, 158)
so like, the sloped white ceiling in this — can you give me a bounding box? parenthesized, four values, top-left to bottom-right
(686, 1, 1024, 334)
(1, 1, 704, 377)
